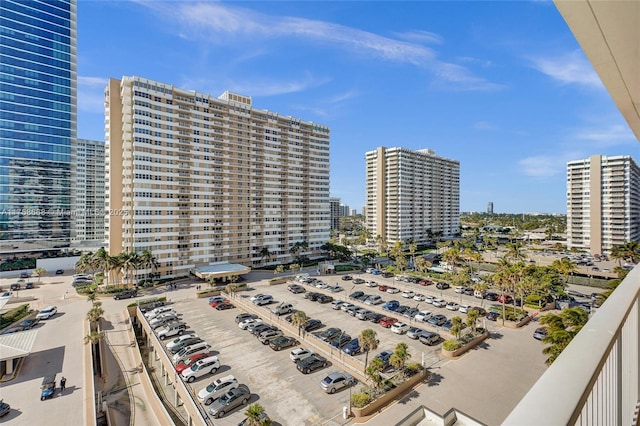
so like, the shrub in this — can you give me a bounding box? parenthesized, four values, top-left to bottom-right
(350, 392, 372, 408)
(442, 340, 461, 351)
(405, 362, 423, 377)
(0, 304, 30, 327)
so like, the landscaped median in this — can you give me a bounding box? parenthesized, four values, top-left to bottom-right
(441, 329, 490, 359)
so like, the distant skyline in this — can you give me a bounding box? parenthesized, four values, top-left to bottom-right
(77, 1, 639, 214)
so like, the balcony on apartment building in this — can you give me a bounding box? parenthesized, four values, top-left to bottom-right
(504, 265, 640, 425)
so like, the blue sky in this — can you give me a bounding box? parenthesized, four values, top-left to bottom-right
(77, 1, 639, 214)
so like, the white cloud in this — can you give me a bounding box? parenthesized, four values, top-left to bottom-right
(394, 30, 443, 45)
(518, 155, 563, 177)
(227, 74, 331, 97)
(473, 121, 497, 130)
(77, 76, 108, 113)
(529, 50, 603, 88)
(574, 124, 636, 147)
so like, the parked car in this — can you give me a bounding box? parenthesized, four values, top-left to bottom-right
(328, 285, 343, 293)
(436, 282, 450, 290)
(427, 314, 447, 326)
(0, 292, 11, 300)
(486, 311, 500, 321)
(413, 293, 425, 301)
(215, 302, 234, 311)
(297, 354, 328, 374)
(446, 302, 460, 311)
(253, 295, 274, 306)
(419, 331, 441, 346)
(442, 320, 466, 333)
(340, 303, 355, 312)
(55, 269, 64, 275)
(330, 333, 352, 348)
(320, 371, 356, 394)
(378, 285, 389, 292)
(454, 286, 465, 294)
(290, 347, 314, 363)
(349, 291, 364, 300)
(391, 322, 410, 334)
(304, 319, 323, 332)
(533, 327, 548, 340)
(406, 327, 426, 340)
(423, 296, 435, 304)
(395, 305, 409, 315)
(469, 307, 487, 316)
(144, 306, 174, 319)
(180, 355, 220, 383)
(140, 301, 165, 314)
(353, 278, 365, 284)
(342, 338, 361, 355)
(365, 295, 383, 305)
(341, 275, 353, 281)
(356, 309, 375, 321)
(150, 313, 179, 329)
(497, 294, 513, 304)
(401, 290, 415, 298)
(172, 342, 212, 365)
(379, 317, 398, 328)
(365, 280, 378, 287)
(271, 303, 293, 316)
(382, 300, 400, 311)
(269, 336, 297, 351)
(287, 284, 305, 294)
(235, 313, 258, 324)
(10, 283, 20, 291)
(176, 352, 211, 374)
(208, 384, 251, 418)
(403, 308, 420, 319)
(432, 298, 446, 308)
(168, 337, 203, 355)
(368, 313, 385, 323)
(24, 282, 34, 289)
(375, 350, 393, 368)
(386, 287, 400, 294)
(319, 327, 342, 342)
(197, 375, 238, 405)
(331, 300, 346, 310)
(317, 294, 334, 304)
(238, 318, 262, 330)
(157, 323, 188, 340)
(458, 305, 472, 314)
(485, 292, 499, 301)
(19, 272, 30, 278)
(250, 324, 275, 337)
(0, 399, 10, 417)
(209, 296, 228, 304)
(166, 333, 199, 351)
(36, 306, 57, 320)
(113, 289, 138, 300)
(18, 318, 39, 330)
(258, 329, 284, 345)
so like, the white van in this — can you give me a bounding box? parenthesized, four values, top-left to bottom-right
(474, 290, 485, 299)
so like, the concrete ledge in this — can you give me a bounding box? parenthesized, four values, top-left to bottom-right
(83, 320, 96, 426)
(351, 369, 428, 419)
(442, 331, 490, 359)
(267, 277, 288, 285)
(501, 315, 532, 329)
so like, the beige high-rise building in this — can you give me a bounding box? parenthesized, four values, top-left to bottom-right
(105, 76, 330, 279)
(567, 155, 640, 255)
(365, 147, 460, 245)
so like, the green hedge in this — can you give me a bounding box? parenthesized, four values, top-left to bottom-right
(443, 340, 461, 351)
(351, 392, 372, 408)
(0, 304, 30, 327)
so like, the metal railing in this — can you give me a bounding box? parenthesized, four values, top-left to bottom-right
(504, 266, 640, 425)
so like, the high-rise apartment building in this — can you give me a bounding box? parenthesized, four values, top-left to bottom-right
(329, 197, 341, 231)
(0, 0, 77, 254)
(71, 139, 105, 244)
(487, 202, 494, 214)
(105, 76, 330, 278)
(365, 147, 460, 244)
(339, 203, 350, 217)
(567, 155, 640, 255)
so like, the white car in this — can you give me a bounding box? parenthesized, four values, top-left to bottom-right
(413, 293, 425, 301)
(401, 290, 415, 298)
(458, 305, 472, 314)
(166, 333, 199, 351)
(238, 318, 262, 330)
(386, 287, 400, 294)
(36, 305, 58, 320)
(365, 281, 378, 287)
(315, 282, 329, 289)
(432, 298, 446, 308)
(150, 313, 178, 328)
(414, 310, 432, 322)
(290, 347, 314, 363)
(391, 322, 411, 334)
(180, 355, 220, 383)
(423, 296, 435, 304)
(331, 300, 345, 310)
(454, 286, 465, 294)
(340, 303, 355, 312)
(446, 302, 460, 311)
(145, 307, 175, 320)
(0, 291, 11, 300)
(172, 342, 212, 365)
(197, 375, 239, 405)
(249, 293, 265, 302)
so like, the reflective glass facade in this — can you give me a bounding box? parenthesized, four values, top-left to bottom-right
(0, 0, 77, 253)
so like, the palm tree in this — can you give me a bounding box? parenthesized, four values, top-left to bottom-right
(33, 267, 46, 283)
(505, 242, 525, 263)
(359, 328, 379, 370)
(550, 258, 577, 285)
(414, 257, 431, 274)
(139, 249, 159, 284)
(87, 291, 98, 305)
(92, 247, 110, 285)
(365, 357, 384, 389)
(389, 342, 411, 371)
(466, 309, 480, 332)
(539, 307, 588, 365)
(119, 251, 140, 288)
(75, 252, 94, 275)
(291, 311, 308, 336)
(408, 241, 418, 269)
(450, 316, 463, 339)
(86, 306, 104, 323)
(244, 403, 272, 426)
(258, 247, 273, 266)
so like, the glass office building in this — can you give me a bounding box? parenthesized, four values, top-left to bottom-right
(0, 0, 77, 254)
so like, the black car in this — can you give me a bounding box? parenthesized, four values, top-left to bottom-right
(349, 291, 364, 300)
(10, 283, 20, 291)
(329, 333, 352, 348)
(55, 269, 64, 275)
(353, 278, 365, 284)
(369, 313, 384, 323)
(318, 327, 342, 342)
(357, 294, 369, 302)
(304, 319, 323, 332)
(18, 319, 39, 330)
(463, 287, 474, 296)
(436, 282, 450, 290)
(216, 302, 235, 310)
(235, 313, 258, 324)
(251, 324, 276, 337)
(485, 292, 499, 301)
(297, 354, 328, 374)
(113, 289, 138, 300)
(382, 272, 394, 278)
(486, 311, 499, 321)
(19, 272, 29, 278)
(304, 292, 320, 301)
(25, 282, 34, 289)
(341, 275, 353, 281)
(317, 294, 333, 304)
(395, 306, 409, 314)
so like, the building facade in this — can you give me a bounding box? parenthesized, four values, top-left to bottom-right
(567, 155, 640, 255)
(105, 76, 330, 278)
(487, 201, 494, 214)
(71, 139, 105, 244)
(365, 147, 460, 245)
(329, 197, 341, 232)
(0, 0, 77, 254)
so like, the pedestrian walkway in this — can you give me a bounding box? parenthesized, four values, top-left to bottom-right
(102, 310, 167, 426)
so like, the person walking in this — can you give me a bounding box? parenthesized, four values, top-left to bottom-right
(60, 376, 66, 392)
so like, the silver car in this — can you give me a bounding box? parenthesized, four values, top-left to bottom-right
(320, 372, 356, 394)
(208, 384, 251, 418)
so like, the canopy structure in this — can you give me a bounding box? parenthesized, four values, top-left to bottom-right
(0, 329, 38, 375)
(191, 262, 251, 282)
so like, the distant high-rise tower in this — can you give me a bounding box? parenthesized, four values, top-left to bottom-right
(330, 197, 341, 231)
(0, 0, 77, 254)
(365, 147, 460, 244)
(487, 202, 494, 214)
(567, 155, 640, 255)
(71, 139, 105, 244)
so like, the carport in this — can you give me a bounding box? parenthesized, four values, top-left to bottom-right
(191, 261, 251, 282)
(0, 329, 38, 376)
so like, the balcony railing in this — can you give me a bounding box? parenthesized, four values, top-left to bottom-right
(504, 266, 640, 426)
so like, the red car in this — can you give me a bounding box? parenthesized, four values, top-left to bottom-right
(378, 285, 389, 292)
(497, 294, 513, 304)
(209, 300, 228, 308)
(419, 279, 432, 286)
(379, 317, 398, 328)
(175, 352, 210, 374)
